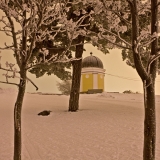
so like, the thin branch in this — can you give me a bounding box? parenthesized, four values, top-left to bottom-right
(126, 59, 135, 67)
(26, 55, 58, 70)
(102, 5, 131, 26)
(4, 11, 21, 67)
(26, 63, 41, 70)
(0, 29, 11, 32)
(0, 42, 14, 50)
(100, 33, 131, 50)
(26, 55, 79, 70)
(117, 31, 132, 47)
(0, 81, 19, 86)
(14, 0, 23, 10)
(55, 57, 82, 63)
(100, 28, 132, 47)
(0, 67, 20, 73)
(147, 53, 160, 74)
(45, 54, 58, 63)
(0, 45, 14, 50)
(140, 38, 157, 48)
(0, 74, 38, 90)
(26, 76, 38, 91)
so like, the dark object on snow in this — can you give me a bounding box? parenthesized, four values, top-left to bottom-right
(87, 89, 103, 94)
(38, 110, 52, 116)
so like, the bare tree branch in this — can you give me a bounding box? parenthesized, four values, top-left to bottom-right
(0, 42, 14, 50)
(4, 11, 21, 67)
(0, 66, 19, 73)
(147, 53, 160, 74)
(100, 33, 131, 50)
(102, 0, 131, 25)
(0, 81, 19, 86)
(26, 76, 38, 90)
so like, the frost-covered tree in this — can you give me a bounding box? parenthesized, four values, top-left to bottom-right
(29, 30, 72, 80)
(56, 80, 71, 95)
(27, 0, 104, 112)
(93, 0, 160, 159)
(0, 0, 85, 159)
(66, 1, 89, 111)
(66, 0, 108, 112)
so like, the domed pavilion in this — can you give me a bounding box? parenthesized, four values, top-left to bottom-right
(80, 52, 106, 93)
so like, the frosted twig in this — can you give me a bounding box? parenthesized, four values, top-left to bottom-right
(4, 11, 21, 67)
(102, 0, 131, 25)
(45, 54, 58, 63)
(140, 38, 157, 48)
(117, 31, 132, 47)
(0, 28, 11, 32)
(0, 66, 20, 73)
(56, 57, 82, 63)
(147, 53, 160, 74)
(100, 33, 131, 50)
(100, 29, 131, 48)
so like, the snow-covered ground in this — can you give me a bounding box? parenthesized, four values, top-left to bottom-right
(0, 90, 160, 160)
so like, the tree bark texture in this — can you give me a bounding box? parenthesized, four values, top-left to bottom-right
(14, 69, 27, 160)
(143, 84, 156, 160)
(143, 0, 158, 160)
(68, 35, 84, 111)
(14, 8, 28, 160)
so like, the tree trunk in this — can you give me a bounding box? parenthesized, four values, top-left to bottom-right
(143, 0, 158, 159)
(128, 1, 158, 159)
(14, 69, 26, 160)
(68, 36, 84, 112)
(143, 84, 156, 160)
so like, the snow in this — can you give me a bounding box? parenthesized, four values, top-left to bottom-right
(0, 91, 160, 160)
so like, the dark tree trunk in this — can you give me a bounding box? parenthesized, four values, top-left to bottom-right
(68, 35, 84, 112)
(14, 8, 28, 159)
(128, 1, 158, 159)
(14, 69, 27, 160)
(143, 84, 156, 160)
(143, 0, 158, 159)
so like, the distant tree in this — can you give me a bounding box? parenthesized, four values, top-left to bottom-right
(56, 80, 71, 95)
(123, 90, 134, 94)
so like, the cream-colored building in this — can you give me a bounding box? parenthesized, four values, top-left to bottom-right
(80, 53, 105, 93)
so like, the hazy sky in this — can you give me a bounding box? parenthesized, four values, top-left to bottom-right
(1, 42, 160, 95)
(0, 12, 160, 95)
